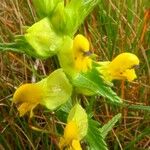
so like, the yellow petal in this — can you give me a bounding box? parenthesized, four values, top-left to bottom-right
(64, 121, 79, 144)
(59, 137, 66, 150)
(109, 53, 139, 73)
(73, 34, 92, 73)
(13, 83, 42, 104)
(71, 140, 82, 150)
(13, 83, 42, 117)
(59, 121, 79, 149)
(17, 102, 38, 117)
(73, 34, 89, 52)
(67, 104, 88, 140)
(122, 69, 137, 81)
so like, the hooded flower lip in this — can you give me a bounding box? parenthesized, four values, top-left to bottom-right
(59, 104, 88, 150)
(59, 121, 82, 150)
(98, 53, 140, 82)
(12, 69, 72, 118)
(73, 34, 92, 72)
(57, 34, 93, 77)
(13, 83, 43, 117)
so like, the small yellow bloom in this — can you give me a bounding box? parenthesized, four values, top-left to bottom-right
(98, 53, 139, 82)
(13, 69, 72, 117)
(58, 34, 93, 76)
(13, 84, 42, 117)
(59, 104, 88, 150)
(59, 121, 82, 150)
(73, 34, 92, 72)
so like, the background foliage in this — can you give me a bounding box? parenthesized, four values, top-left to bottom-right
(0, 0, 150, 149)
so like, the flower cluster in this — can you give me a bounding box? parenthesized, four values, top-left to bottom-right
(12, 33, 139, 149)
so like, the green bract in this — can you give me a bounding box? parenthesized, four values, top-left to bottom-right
(25, 18, 63, 58)
(39, 69, 72, 110)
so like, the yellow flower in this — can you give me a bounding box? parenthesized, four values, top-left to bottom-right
(58, 34, 92, 76)
(59, 104, 88, 150)
(98, 53, 139, 82)
(59, 121, 82, 150)
(13, 83, 42, 117)
(73, 34, 92, 72)
(12, 69, 72, 118)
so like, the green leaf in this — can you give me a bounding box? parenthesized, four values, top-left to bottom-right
(85, 119, 108, 150)
(67, 103, 88, 140)
(123, 103, 150, 112)
(72, 68, 122, 104)
(38, 69, 72, 110)
(99, 113, 121, 138)
(0, 42, 24, 53)
(0, 37, 36, 57)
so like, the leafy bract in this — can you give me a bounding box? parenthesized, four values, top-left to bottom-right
(71, 68, 122, 104)
(25, 18, 62, 58)
(39, 69, 72, 110)
(47, 0, 100, 36)
(0, 18, 63, 59)
(59, 104, 88, 149)
(64, 0, 100, 36)
(33, 0, 100, 36)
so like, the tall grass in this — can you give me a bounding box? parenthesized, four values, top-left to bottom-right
(0, 0, 150, 149)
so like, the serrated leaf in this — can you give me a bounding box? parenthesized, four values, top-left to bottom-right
(85, 119, 108, 150)
(99, 113, 121, 138)
(72, 68, 122, 104)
